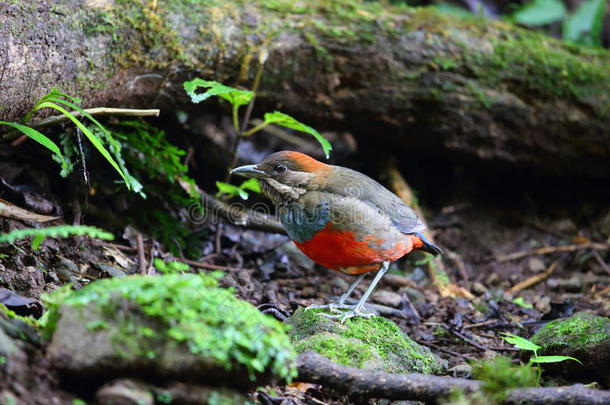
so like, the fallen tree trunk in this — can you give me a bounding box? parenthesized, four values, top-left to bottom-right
(296, 351, 610, 404)
(1, 0, 609, 177)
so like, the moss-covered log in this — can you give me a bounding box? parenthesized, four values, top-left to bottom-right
(1, 0, 609, 177)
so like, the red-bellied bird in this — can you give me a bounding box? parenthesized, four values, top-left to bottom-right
(231, 151, 442, 322)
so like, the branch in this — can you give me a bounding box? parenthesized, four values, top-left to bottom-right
(200, 192, 285, 235)
(1, 108, 160, 142)
(296, 351, 610, 404)
(494, 242, 610, 262)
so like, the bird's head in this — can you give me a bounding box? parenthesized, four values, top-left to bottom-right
(231, 151, 330, 205)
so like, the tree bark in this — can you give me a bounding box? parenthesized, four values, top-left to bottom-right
(1, 0, 609, 177)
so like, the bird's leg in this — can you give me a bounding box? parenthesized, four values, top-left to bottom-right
(321, 261, 390, 323)
(305, 273, 366, 313)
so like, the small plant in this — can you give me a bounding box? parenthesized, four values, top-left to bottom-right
(184, 49, 332, 199)
(153, 258, 190, 274)
(216, 178, 261, 200)
(511, 296, 533, 309)
(0, 89, 133, 190)
(510, 0, 606, 46)
(0, 225, 114, 250)
(471, 355, 538, 403)
(184, 79, 331, 158)
(500, 332, 581, 384)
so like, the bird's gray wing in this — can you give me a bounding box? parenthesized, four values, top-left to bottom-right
(324, 167, 426, 234)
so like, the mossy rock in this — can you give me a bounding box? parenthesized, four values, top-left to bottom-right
(531, 312, 610, 383)
(44, 274, 297, 389)
(286, 308, 443, 374)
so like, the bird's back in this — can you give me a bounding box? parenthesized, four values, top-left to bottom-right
(324, 166, 426, 235)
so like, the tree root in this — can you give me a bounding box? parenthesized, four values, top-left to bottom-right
(296, 351, 610, 404)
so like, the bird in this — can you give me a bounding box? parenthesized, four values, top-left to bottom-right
(231, 151, 442, 322)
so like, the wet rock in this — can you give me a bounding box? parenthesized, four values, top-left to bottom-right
(286, 308, 443, 375)
(53, 258, 80, 284)
(531, 312, 610, 384)
(96, 379, 154, 405)
(92, 262, 127, 278)
(45, 274, 297, 389)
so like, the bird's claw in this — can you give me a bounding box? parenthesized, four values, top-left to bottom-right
(319, 307, 375, 323)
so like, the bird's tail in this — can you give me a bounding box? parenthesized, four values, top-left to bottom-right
(411, 232, 443, 256)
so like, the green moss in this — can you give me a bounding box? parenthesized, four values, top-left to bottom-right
(294, 333, 378, 368)
(287, 308, 441, 374)
(532, 312, 610, 352)
(43, 273, 297, 381)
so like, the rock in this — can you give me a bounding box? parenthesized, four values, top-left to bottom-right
(95, 379, 246, 405)
(372, 290, 402, 308)
(527, 257, 546, 273)
(448, 363, 472, 378)
(96, 380, 154, 405)
(45, 274, 297, 389)
(0, 305, 37, 389)
(472, 282, 488, 296)
(92, 262, 128, 278)
(533, 296, 551, 313)
(286, 308, 443, 374)
(531, 312, 610, 384)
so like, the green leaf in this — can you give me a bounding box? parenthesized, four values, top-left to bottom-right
(500, 333, 541, 352)
(31, 234, 45, 250)
(239, 178, 261, 193)
(45, 96, 110, 136)
(183, 79, 253, 107)
(512, 0, 566, 26)
(263, 111, 332, 158)
(531, 355, 582, 364)
(512, 296, 533, 309)
(168, 261, 190, 271)
(563, 0, 605, 46)
(34, 101, 132, 190)
(0, 121, 66, 169)
(216, 181, 249, 200)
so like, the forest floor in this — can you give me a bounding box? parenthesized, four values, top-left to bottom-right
(1, 132, 610, 404)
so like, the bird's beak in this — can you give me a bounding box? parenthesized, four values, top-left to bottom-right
(230, 164, 268, 179)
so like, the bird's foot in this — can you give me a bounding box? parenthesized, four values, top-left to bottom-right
(305, 302, 355, 314)
(319, 307, 375, 323)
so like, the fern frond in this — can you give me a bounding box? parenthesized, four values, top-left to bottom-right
(0, 225, 114, 249)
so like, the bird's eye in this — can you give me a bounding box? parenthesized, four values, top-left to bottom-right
(274, 164, 287, 174)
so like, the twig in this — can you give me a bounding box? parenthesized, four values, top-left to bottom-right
(444, 248, 469, 284)
(441, 324, 518, 352)
(414, 339, 476, 361)
(2, 108, 160, 142)
(296, 352, 610, 404)
(200, 192, 285, 234)
(508, 260, 560, 294)
(494, 242, 610, 262)
(178, 258, 255, 272)
(591, 249, 610, 275)
(136, 233, 146, 275)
